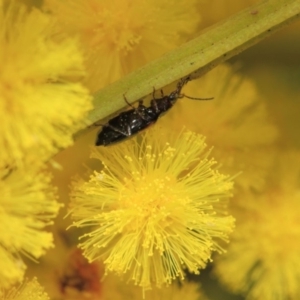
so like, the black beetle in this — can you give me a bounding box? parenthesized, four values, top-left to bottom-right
(95, 77, 212, 146)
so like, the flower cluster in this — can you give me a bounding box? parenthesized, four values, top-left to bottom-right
(1, 0, 296, 299)
(0, 0, 92, 291)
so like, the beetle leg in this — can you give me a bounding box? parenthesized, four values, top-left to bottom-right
(123, 94, 137, 110)
(150, 98, 159, 113)
(152, 87, 157, 99)
(103, 124, 130, 137)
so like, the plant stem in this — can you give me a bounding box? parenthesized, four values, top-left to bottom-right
(77, 0, 300, 138)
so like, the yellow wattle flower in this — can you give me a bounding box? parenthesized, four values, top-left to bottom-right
(159, 64, 278, 191)
(214, 151, 300, 300)
(0, 0, 92, 163)
(0, 162, 61, 289)
(69, 127, 235, 290)
(0, 277, 49, 300)
(44, 0, 202, 92)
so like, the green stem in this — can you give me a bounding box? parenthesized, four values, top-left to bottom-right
(77, 0, 300, 138)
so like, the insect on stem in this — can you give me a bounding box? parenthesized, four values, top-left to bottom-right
(95, 77, 213, 146)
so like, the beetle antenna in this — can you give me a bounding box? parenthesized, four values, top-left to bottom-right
(180, 94, 214, 101)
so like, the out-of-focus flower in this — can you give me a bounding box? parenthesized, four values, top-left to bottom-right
(0, 277, 49, 300)
(0, 162, 61, 289)
(44, 0, 202, 92)
(214, 151, 300, 300)
(199, 0, 258, 27)
(159, 64, 278, 191)
(58, 248, 103, 299)
(0, 0, 92, 163)
(69, 127, 235, 290)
